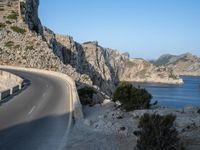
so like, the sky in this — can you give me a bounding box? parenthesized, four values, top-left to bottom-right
(39, 0, 200, 59)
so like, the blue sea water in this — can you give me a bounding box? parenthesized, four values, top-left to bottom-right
(133, 76, 200, 108)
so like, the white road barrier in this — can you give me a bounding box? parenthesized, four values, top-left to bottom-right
(0, 70, 23, 101)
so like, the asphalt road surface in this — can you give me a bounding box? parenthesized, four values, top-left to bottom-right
(0, 69, 71, 150)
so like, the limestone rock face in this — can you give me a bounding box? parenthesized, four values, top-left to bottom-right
(120, 58, 183, 84)
(44, 29, 117, 96)
(81, 42, 115, 95)
(0, 0, 92, 88)
(21, 0, 43, 34)
(152, 53, 200, 76)
(167, 54, 200, 76)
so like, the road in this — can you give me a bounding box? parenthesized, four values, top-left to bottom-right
(0, 69, 71, 150)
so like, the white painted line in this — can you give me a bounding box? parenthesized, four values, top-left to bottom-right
(28, 106, 36, 115)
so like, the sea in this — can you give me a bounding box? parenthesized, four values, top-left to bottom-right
(133, 76, 200, 108)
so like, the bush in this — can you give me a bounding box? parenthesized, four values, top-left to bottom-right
(25, 45, 34, 50)
(0, 23, 6, 29)
(134, 113, 184, 150)
(4, 41, 14, 48)
(11, 26, 26, 34)
(14, 45, 20, 49)
(78, 86, 97, 105)
(5, 20, 12, 24)
(113, 81, 152, 111)
(7, 11, 18, 20)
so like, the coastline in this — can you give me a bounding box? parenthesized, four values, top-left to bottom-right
(180, 74, 200, 77)
(66, 101, 200, 150)
(122, 78, 184, 85)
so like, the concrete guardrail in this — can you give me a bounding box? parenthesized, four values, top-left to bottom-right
(0, 65, 83, 120)
(0, 70, 23, 101)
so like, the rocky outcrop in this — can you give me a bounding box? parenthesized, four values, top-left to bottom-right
(44, 29, 117, 96)
(0, 0, 183, 101)
(80, 100, 200, 150)
(151, 53, 200, 76)
(150, 53, 190, 66)
(0, 0, 92, 88)
(150, 53, 193, 66)
(120, 58, 183, 84)
(20, 0, 43, 34)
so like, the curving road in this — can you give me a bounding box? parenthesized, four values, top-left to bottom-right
(0, 69, 72, 150)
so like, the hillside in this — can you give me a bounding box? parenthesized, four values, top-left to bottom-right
(0, 0, 183, 101)
(150, 53, 190, 66)
(152, 53, 200, 76)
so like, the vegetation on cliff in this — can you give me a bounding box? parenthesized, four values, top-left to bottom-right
(11, 26, 26, 34)
(7, 11, 18, 20)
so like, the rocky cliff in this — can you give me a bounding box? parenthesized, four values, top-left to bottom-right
(120, 58, 182, 84)
(0, 0, 183, 101)
(0, 0, 92, 92)
(152, 53, 200, 76)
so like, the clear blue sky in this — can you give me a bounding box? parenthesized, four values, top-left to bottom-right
(39, 0, 200, 59)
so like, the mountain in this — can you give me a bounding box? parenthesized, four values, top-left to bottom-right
(0, 0, 183, 101)
(150, 53, 193, 66)
(152, 53, 200, 76)
(120, 58, 182, 84)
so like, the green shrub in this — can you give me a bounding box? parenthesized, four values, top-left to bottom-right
(113, 81, 152, 111)
(25, 45, 34, 50)
(78, 86, 97, 105)
(14, 45, 20, 49)
(5, 20, 12, 24)
(134, 114, 184, 150)
(0, 23, 6, 29)
(7, 11, 18, 20)
(4, 41, 14, 48)
(11, 26, 26, 34)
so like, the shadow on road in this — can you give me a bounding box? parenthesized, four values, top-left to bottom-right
(0, 113, 71, 150)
